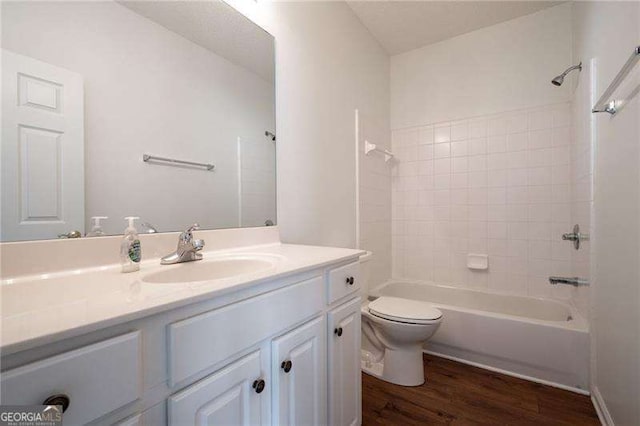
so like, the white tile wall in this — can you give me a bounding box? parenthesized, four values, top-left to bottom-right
(392, 102, 576, 299)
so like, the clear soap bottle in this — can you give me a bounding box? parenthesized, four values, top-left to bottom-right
(120, 216, 141, 273)
(86, 216, 108, 237)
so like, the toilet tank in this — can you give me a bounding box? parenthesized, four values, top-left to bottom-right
(359, 251, 373, 299)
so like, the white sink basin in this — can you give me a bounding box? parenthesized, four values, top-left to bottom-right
(142, 257, 275, 284)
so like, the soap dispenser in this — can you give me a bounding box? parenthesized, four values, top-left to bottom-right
(120, 216, 141, 273)
(86, 216, 108, 237)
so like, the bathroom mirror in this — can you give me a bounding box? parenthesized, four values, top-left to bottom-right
(0, 0, 276, 242)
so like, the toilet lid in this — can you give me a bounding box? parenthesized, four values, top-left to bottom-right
(368, 296, 442, 324)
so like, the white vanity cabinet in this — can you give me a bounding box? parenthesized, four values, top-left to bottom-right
(272, 316, 326, 425)
(0, 258, 362, 426)
(0, 332, 141, 426)
(328, 297, 362, 426)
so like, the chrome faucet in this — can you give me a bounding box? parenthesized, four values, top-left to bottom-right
(562, 224, 589, 250)
(161, 223, 205, 265)
(549, 276, 590, 286)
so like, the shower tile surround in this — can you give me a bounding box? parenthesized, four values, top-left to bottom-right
(391, 102, 579, 300)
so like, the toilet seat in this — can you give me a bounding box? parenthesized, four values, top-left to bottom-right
(368, 296, 442, 325)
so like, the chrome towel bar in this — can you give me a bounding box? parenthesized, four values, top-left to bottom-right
(592, 45, 640, 115)
(142, 154, 215, 171)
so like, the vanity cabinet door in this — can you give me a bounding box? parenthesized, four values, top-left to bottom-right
(168, 350, 266, 426)
(327, 297, 362, 426)
(271, 316, 326, 426)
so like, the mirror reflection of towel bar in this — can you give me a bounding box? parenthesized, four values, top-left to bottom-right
(142, 154, 215, 171)
(592, 45, 640, 115)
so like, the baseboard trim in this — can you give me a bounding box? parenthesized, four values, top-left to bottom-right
(424, 350, 590, 396)
(591, 386, 613, 426)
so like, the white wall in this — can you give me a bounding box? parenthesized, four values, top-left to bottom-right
(239, 136, 276, 227)
(391, 3, 573, 129)
(572, 2, 640, 424)
(389, 4, 577, 301)
(2, 1, 275, 236)
(232, 1, 391, 249)
(359, 109, 392, 290)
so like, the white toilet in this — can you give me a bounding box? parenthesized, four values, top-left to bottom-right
(361, 296, 442, 386)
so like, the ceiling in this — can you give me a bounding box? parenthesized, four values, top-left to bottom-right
(119, 1, 274, 83)
(346, 1, 563, 55)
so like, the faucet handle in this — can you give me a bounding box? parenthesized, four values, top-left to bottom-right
(186, 223, 200, 232)
(181, 223, 200, 238)
(178, 223, 200, 246)
(193, 239, 205, 251)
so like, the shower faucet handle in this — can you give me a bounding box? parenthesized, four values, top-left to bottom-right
(562, 224, 589, 250)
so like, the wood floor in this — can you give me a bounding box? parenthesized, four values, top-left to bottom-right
(362, 354, 600, 425)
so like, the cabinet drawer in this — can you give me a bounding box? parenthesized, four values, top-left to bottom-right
(168, 276, 323, 385)
(0, 331, 141, 425)
(327, 261, 360, 305)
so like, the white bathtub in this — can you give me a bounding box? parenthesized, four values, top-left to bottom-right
(370, 280, 590, 393)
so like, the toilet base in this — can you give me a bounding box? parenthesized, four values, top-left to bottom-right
(361, 348, 426, 387)
(361, 350, 384, 379)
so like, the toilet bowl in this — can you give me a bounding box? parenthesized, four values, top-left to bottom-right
(361, 296, 442, 386)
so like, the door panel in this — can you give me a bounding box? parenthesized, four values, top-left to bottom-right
(1, 49, 84, 241)
(272, 317, 326, 426)
(168, 350, 265, 426)
(328, 297, 361, 426)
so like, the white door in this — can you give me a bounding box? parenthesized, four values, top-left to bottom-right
(1, 49, 84, 241)
(272, 316, 326, 426)
(328, 297, 362, 426)
(168, 350, 266, 425)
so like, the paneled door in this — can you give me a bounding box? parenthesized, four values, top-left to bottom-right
(272, 316, 326, 426)
(1, 49, 84, 241)
(328, 297, 362, 426)
(168, 350, 266, 425)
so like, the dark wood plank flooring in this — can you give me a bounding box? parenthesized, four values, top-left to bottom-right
(362, 354, 600, 425)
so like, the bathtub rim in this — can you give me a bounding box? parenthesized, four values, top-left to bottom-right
(370, 279, 589, 332)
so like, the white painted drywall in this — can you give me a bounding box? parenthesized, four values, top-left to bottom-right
(359, 108, 392, 289)
(1, 1, 275, 236)
(572, 1, 640, 423)
(390, 3, 574, 129)
(229, 1, 391, 249)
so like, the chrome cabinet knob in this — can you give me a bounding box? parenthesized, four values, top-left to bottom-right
(334, 327, 343, 337)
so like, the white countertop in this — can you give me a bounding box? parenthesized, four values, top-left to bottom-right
(1, 243, 364, 355)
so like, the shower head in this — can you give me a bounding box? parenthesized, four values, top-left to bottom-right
(551, 62, 582, 86)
